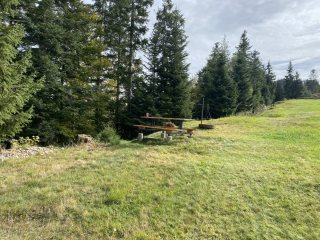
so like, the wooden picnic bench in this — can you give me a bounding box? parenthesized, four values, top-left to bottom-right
(140, 116, 193, 129)
(133, 115, 195, 141)
(134, 125, 194, 141)
(134, 125, 194, 134)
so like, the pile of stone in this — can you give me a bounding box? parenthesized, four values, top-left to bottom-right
(0, 147, 55, 162)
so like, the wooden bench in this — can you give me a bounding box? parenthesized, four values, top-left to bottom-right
(133, 125, 194, 140)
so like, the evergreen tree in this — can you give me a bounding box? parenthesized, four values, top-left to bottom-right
(196, 42, 237, 118)
(146, 0, 192, 118)
(249, 50, 265, 111)
(291, 72, 304, 98)
(284, 61, 295, 99)
(127, 0, 153, 109)
(94, 0, 153, 126)
(232, 31, 253, 112)
(95, 0, 128, 124)
(20, 0, 111, 144)
(305, 69, 319, 94)
(0, 0, 41, 142)
(283, 62, 304, 99)
(309, 69, 318, 81)
(262, 62, 276, 105)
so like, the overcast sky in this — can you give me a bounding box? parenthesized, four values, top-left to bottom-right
(84, 0, 320, 79)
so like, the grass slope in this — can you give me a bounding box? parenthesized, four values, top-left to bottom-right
(0, 100, 319, 239)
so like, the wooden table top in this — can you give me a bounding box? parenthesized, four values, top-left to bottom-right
(140, 116, 193, 121)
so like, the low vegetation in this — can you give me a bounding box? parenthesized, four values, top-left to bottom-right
(0, 100, 319, 239)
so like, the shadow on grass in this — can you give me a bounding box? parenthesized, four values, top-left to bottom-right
(109, 136, 189, 152)
(131, 138, 177, 146)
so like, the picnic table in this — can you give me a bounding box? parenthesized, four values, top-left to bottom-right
(140, 116, 193, 129)
(134, 115, 194, 141)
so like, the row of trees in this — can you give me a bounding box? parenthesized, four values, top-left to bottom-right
(0, 0, 319, 145)
(1, 0, 192, 144)
(275, 65, 319, 101)
(193, 32, 319, 119)
(193, 32, 277, 119)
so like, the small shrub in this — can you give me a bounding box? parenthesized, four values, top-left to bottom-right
(97, 127, 120, 145)
(11, 136, 40, 149)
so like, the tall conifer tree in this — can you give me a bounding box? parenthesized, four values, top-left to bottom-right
(0, 0, 40, 142)
(249, 50, 265, 111)
(94, 0, 153, 125)
(20, 0, 110, 143)
(263, 62, 276, 105)
(291, 72, 304, 98)
(232, 31, 253, 112)
(284, 61, 295, 99)
(147, 0, 192, 118)
(305, 69, 319, 94)
(197, 41, 237, 118)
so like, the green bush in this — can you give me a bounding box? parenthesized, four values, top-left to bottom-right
(11, 136, 40, 149)
(97, 127, 120, 145)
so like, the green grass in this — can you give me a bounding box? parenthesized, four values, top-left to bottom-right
(1, 99, 320, 239)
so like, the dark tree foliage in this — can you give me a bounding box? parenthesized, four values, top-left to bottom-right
(196, 42, 237, 118)
(305, 69, 319, 94)
(0, 0, 41, 143)
(19, 0, 111, 144)
(94, 0, 153, 128)
(275, 80, 285, 102)
(232, 31, 253, 112)
(249, 50, 266, 111)
(283, 62, 304, 99)
(262, 62, 276, 105)
(195, 32, 279, 119)
(284, 61, 295, 99)
(291, 72, 304, 99)
(146, 0, 192, 118)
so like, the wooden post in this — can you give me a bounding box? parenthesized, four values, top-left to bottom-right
(138, 133, 144, 141)
(161, 132, 168, 139)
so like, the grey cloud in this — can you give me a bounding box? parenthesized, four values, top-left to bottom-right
(169, 0, 320, 78)
(212, 0, 293, 32)
(293, 57, 320, 72)
(84, 0, 320, 79)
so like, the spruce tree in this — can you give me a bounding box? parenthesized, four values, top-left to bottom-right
(232, 31, 253, 112)
(95, 0, 153, 125)
(291, 72, 304, 98)
(0, 0, 41, 142)
(20, 0, 110, 144)
(249, 50, 266, 111)
(197, 42, 237, 118)
(127, 0, 153, 109)
(262, 62, 276, 105)
(147, 0, 192, 118)
(95, 0, 128, 124)
(305, 69, 319, 94)
(284, 61, 295, 99)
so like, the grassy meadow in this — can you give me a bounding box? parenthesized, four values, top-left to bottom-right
(0, 99, 319, 239)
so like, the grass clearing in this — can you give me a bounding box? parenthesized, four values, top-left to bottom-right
(0, 100, 320, 239)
